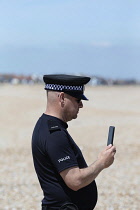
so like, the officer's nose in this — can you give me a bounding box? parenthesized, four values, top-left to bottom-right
(79, 101, 83, 108)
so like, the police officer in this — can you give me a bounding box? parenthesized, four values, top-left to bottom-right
(32, 74, 116, 210)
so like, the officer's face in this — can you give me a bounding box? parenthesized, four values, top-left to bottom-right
(64, 94, 83, 122)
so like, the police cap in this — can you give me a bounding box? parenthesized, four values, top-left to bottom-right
(43, 74, 90, 100)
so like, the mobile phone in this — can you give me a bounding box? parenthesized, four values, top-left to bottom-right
(107, 126, 115, 146)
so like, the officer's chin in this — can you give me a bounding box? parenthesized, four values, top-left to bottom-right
(69, 112, 78, 121)
(73, 113, 78, 120)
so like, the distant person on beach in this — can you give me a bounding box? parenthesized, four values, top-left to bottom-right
(32, 74, 116, 210)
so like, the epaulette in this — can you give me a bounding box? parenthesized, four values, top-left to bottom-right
(48, 120, 61, 133)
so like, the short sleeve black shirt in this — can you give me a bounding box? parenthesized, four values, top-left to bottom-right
(32, 114, 97, 210)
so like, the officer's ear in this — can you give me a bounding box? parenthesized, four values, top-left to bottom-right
(58, 92, 65, 107)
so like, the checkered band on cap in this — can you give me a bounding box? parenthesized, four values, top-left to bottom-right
(45, 83, 83, 92)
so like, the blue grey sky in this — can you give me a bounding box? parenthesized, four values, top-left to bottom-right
(0, 0, 140, 79)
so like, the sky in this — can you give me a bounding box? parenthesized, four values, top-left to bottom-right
(0, 0, 140, 79)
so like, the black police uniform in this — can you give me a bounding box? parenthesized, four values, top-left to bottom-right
(32, 75, 98, 210)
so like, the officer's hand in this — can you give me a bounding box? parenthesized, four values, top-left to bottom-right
(97, 144, 116, 169)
